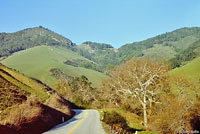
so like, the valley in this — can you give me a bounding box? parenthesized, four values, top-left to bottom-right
(0, 26, 200, 134)
(1, 1, 200, 133)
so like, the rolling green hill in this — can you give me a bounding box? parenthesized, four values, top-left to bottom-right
(170, 57, 200, 83)
(1, 45, 107, 88)
(1, 26, 200, 73)
(1, 26, 200, 88)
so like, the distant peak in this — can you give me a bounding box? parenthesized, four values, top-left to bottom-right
(82, 41, 113, 48)
(37, 26, 50, 31)
(38, 25, 44, 29)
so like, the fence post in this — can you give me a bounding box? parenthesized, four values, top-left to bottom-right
(62, 117, 64, 122)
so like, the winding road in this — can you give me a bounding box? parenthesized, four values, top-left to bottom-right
(43, 109, 106, 134)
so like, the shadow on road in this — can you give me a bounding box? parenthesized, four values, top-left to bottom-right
(47, 109, 83, 131)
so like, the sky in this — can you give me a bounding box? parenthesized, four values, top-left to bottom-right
(0, 0, 200, 48)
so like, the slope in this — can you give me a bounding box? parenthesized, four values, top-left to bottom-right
(75, 27, 200, 70)
(170, 57, 200, 83)
(118, 27, 200, 62)
(1, 26, 200, 73)
(170, 39, 200, 68)
(1, 45, 107, 88)
(0, 63, 74, 134)
(75, 41, 118, 70)
(0, 63, 51, 103)
(0, 26, 74, 58)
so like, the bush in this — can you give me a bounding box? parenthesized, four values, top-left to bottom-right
(103, 111, 128, 128)
(149, 94, 198, 134)
(102, 111, 137, 133)
(73, 95, 89, 108)
(122, 104, 143, 117)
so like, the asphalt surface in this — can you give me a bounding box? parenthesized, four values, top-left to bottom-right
(43, 109, 106, 134)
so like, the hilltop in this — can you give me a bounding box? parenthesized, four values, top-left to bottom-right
(0, 26, 74, 58)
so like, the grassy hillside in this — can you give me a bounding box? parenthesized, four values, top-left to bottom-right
(2, 45, 107, 88)
(142, 44, 176, 59)
(170, 57, 200, 83)
(1, 26, 200, 72)
(0, 63, 51, 103)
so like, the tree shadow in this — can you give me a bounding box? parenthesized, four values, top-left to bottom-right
(0, 103, 76, 134)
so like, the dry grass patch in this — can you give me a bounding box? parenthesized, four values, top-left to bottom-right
(45, 93, 73, 115)
(0, 95, 41, 127)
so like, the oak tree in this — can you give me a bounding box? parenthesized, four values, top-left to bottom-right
(103, 58, 169, 128)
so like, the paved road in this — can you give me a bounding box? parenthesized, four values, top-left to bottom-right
(43, 109, 106, 134)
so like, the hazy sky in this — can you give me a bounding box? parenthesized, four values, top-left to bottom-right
(1, 0, 200, 48)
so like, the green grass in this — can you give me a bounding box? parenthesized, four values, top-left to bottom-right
(0, 64, 49, 101)
(1, 45, 107, 88)
(170, 57, 200, 83)
(143, 44, 176, 59)
(170, 35, 198, 49)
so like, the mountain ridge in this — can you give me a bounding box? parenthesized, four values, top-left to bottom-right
(72, 27, 200, 70)
(0, 26, 74, 58)
(1, 26, 200, 82)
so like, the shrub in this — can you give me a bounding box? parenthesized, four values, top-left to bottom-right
(149, 94, 198, 134)
(73, 95, 89, 108)
(102, 111, 137, 133)
(103, 111, 127, 127)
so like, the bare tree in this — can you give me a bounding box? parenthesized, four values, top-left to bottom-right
(70, 75, 97, 102)
(103, 58, 169, 128)
(56, 80, 72, 101)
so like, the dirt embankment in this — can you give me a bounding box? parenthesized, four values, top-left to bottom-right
(0, 95, 76, 134)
